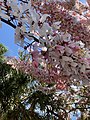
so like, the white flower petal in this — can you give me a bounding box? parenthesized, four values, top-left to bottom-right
(10, 2, 19, 12)
(80, 65, 86, 73)
(30, 9, 39, 23)
(40, 14, 50, 23)
(60, 59, 65, 68)
(61, 32, 71, 42)
(21, 26, 26, 32)
(71, 62, 78, 67)
(62, 56, 73, 62)
(0, 13, 10, 20)
(65, 46, 73, 54)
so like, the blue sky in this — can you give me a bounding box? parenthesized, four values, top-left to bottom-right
(0, 0, 87, 57)
(0, 23, 20, 57)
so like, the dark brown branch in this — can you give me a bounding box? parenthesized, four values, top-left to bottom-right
(1, 18, 40, 43)
(1, 18, 46, 45)
(1, 18, 16, 29)
(18, 0, 28, 4)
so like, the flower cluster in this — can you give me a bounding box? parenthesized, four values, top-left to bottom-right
(1, 0, 90, 89)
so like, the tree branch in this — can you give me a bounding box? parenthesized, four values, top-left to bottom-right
(1, 18, 16, 29)
(18, 0, 28, 4)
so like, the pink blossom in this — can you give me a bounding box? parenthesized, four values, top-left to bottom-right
(31, 50, 39, 60)
(32, 60, 39, 68)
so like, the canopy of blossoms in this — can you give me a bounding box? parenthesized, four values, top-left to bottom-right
(0, 0, 90, 90)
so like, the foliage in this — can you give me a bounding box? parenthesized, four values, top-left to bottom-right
(0, 60, 90, 120)
(0, 44, 7, 62)
(0, 58, 47, 120)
